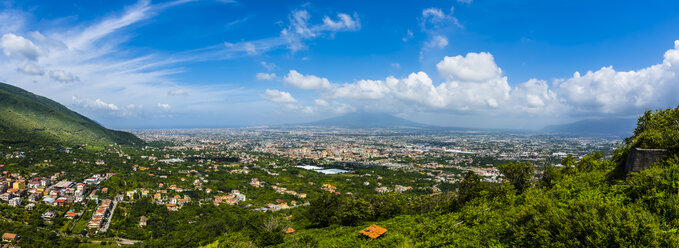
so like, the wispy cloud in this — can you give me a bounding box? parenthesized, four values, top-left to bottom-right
(0, 0, 243, 126)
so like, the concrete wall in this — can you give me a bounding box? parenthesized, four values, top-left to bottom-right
(625, 147, 668, 173)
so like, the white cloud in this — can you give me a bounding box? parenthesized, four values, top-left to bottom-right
(425, 35, 448, 48)
(256, 72, 276, 80)
(418, 7, 461, 61)
(335, 80, 390, 100)
(420, 7, 460, 31)
(322, 13, 360, 31)
(402, 29, 414, 42)
(72, 96, 119, 111)
(0, 33, 41, 60)
(0, 10, 27, 35)
(281, 9, 361, 52)
(0, 1, 246, 127)
(244, 42, 257, 55)
(284, 70, 333, 90)
(260, 61, 276, 70)
(18, 64, 44, 76)
(437, 52, 501, 81)
(168, 89, 188, 96)
(280, 40, 679, 118)
(48, 70, 79, 82)
(510, 79, 561, 113)
(386, 72, 446, 108)
(213, 8, 361, 57)
(554, 40, 679, 114)
(261, 89, 297, 103)
(314, 99, 329, 107)
(62, 0, 153, 50)
(422, 8, 446, 21)
(157, 103, 171, 110)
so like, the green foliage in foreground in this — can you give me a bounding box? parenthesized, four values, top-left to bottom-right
(0, 82, 143, 146)
(626, 106, 679, 150)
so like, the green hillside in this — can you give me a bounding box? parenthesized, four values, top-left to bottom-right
(0, 82, 143, 146)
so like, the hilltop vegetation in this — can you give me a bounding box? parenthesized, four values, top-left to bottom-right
(0, 82, 143, 146)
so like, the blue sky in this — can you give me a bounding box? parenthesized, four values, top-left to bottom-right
(1, 0, 679, 129)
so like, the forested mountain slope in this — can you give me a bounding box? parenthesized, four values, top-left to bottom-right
(0, 82, 143, 146)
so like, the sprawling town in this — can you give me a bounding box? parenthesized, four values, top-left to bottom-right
(0, 127, 618, 247)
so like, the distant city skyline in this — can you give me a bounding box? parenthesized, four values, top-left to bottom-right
(1, 0, 679, 129)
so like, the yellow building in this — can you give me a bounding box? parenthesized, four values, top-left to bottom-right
(12, 180, 25, 190)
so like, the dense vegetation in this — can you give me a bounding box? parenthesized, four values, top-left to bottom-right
(0, 82, 143, 146)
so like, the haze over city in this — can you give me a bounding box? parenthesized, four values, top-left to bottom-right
(1, 0, 679, 129)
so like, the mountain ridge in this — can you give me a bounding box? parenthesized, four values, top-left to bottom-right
(0, 82, 144, 146)
(541, 117, 636, 137)
(299, 112, 432, 129)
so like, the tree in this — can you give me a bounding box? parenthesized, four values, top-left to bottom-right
(339, 198, 374, 226)
(458, 171, 485, 204)
(306, 193, 341, 227)
(498, 162, 534, 193)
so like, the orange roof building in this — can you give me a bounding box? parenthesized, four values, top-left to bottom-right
(284, 227, 295, 234)
(2, 233, 18, 242)
(359, 224, 387, 239)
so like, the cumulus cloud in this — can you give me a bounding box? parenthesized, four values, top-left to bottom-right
(335, 80, 390, 100)
(437, 52, 501, 81)
(510, 79, 561, 113)
(261, 89, 297, 103)
(277, 41, 679, 118)
(256, 72, 276, 80)
(0, 33, 41, 60)
(554, 40, 679, 114)
(48, 70, 79, 82)
(18, 64, 44, 76)
(284, 70, 333, 90)
(72, 96, 119, 111)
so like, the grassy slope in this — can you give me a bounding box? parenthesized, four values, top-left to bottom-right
(0, 82, 143, 146)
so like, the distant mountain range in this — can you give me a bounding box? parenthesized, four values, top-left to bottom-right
(300, 112, 637, 136)
(300, 112, 432, 129)
(0, 82, 143, 146)
(542, 118, 637, 137)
